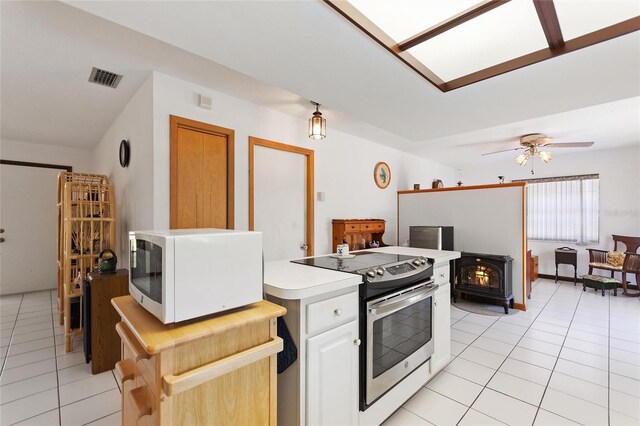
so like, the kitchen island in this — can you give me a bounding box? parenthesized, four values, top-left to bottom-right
(264, 246, 460, 426)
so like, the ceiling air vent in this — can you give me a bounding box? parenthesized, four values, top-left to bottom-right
(88, 67, 123, 88)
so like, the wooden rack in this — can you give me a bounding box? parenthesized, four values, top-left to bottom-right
(57, 172, 115, 352)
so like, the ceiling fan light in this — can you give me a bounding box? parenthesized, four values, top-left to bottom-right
(538, 151, 552, 163)
(515, 153, 529, 166)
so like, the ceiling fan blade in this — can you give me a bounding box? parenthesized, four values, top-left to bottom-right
(543, 142, 594, 148)
(481, 147, 524, 156)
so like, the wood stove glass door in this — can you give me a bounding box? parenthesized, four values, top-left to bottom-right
(462, 265, 501, 292)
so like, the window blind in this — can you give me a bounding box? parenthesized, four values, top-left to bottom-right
(515, 174, 599, 244)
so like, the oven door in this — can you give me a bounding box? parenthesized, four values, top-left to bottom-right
(365, 281, 437, 405)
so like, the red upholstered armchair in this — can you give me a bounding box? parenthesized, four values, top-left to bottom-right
(587, 235, 640, 278)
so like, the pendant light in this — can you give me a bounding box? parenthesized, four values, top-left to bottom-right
(308, 101, 326, 140)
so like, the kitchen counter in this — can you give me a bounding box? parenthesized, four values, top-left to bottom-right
(263, 246, 460, 426)
(263, 246, 460, 300)
(372, 246, 460, 267)
(263, 259, 362, 300)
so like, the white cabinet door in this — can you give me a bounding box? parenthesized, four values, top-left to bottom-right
(307, 320, 359, 425)
(432, 283, 451, 372)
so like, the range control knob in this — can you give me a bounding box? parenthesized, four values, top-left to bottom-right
(413, 259, 421, 266)
(376, 268, 385, 275)
(420, 258, 427, 265)
(366, 269, 376, 278)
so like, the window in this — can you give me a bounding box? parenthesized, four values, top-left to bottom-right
(516, 174, 599, 244)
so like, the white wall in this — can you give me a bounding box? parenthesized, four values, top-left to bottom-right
(461, 145, 640, 279)
(91, 75, 154, 262)
(1, 138, 92, 172)
(399, 185, 526, 306)
(151, 72, 455, 255)
(0, 139, 93, 293)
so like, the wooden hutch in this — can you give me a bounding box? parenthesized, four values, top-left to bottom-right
(331, 219, 386, 253)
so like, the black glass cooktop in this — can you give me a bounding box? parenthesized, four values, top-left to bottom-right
(291, 251, 415, 274)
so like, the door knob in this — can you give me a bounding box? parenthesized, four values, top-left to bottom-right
(0, 238, 4, 243)
(0, 228, 4, 233)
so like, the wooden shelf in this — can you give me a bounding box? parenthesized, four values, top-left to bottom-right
(57, 172, 116, 352)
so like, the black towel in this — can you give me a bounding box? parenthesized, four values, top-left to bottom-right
(277, 316, 297, 374)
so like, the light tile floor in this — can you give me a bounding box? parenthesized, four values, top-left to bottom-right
(1, 280, 639, 425)
(0, 290, 121, 425)
(384, 278, 640, 426)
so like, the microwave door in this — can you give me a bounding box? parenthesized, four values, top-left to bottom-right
(133, 238, 163, 303)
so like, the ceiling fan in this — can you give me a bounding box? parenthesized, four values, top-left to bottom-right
(482, 133, 594, 174)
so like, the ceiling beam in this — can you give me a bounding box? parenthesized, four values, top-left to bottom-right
(397, 0, 510, 51)
(533, 0, 565, 50)
(444, 16, 640, 91)
(324, 0, 639, 93)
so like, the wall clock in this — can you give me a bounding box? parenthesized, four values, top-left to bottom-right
(119, 139, 130, 168)
(374, 162, 391, 189)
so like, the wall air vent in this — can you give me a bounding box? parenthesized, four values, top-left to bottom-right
(88, 67, 122, 88)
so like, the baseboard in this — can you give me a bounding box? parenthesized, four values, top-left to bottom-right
(537, 273, 638, 290)
(513, 303, 526, 311)
(538, 273, 582, 283)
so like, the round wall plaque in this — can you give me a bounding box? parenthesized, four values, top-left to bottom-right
(374, 162, 391, 189)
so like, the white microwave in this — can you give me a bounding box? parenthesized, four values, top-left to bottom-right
(129, 229, 263, 324)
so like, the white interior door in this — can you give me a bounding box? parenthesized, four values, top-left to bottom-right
(254, 145, 307, 261)
(0, 164, 60, 295)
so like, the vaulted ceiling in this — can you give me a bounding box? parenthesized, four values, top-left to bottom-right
(1, 1, 638, 168)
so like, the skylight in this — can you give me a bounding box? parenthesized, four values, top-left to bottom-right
(349, 0, 479, 43)
(325, 0, 640, 91)
(408, 0, 548, 81)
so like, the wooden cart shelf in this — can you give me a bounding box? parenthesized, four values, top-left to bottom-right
(73, 219, 114, 223)
(57, 172, 116, 352)
(112, 296, 286, 425)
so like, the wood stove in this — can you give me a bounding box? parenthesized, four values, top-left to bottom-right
(454, 252, 514, 314)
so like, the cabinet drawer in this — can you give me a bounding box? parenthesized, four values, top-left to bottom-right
(371, 222, 384, 231)
(307, 292, 358, 336)
(345, 223, 360, 232)
(128, 379, 156, 425)
(434, 267, 450, 285)
(138, 355, 158, 396)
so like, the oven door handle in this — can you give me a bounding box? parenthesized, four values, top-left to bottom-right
(369, 284, 438, 317)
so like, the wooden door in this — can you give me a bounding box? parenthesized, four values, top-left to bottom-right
(249, 137, 314, 260)
(170, 116, 234, 229)
(0, 161, 70, 295)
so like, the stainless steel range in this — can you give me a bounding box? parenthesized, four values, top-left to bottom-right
(292, 251, 436, 410)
